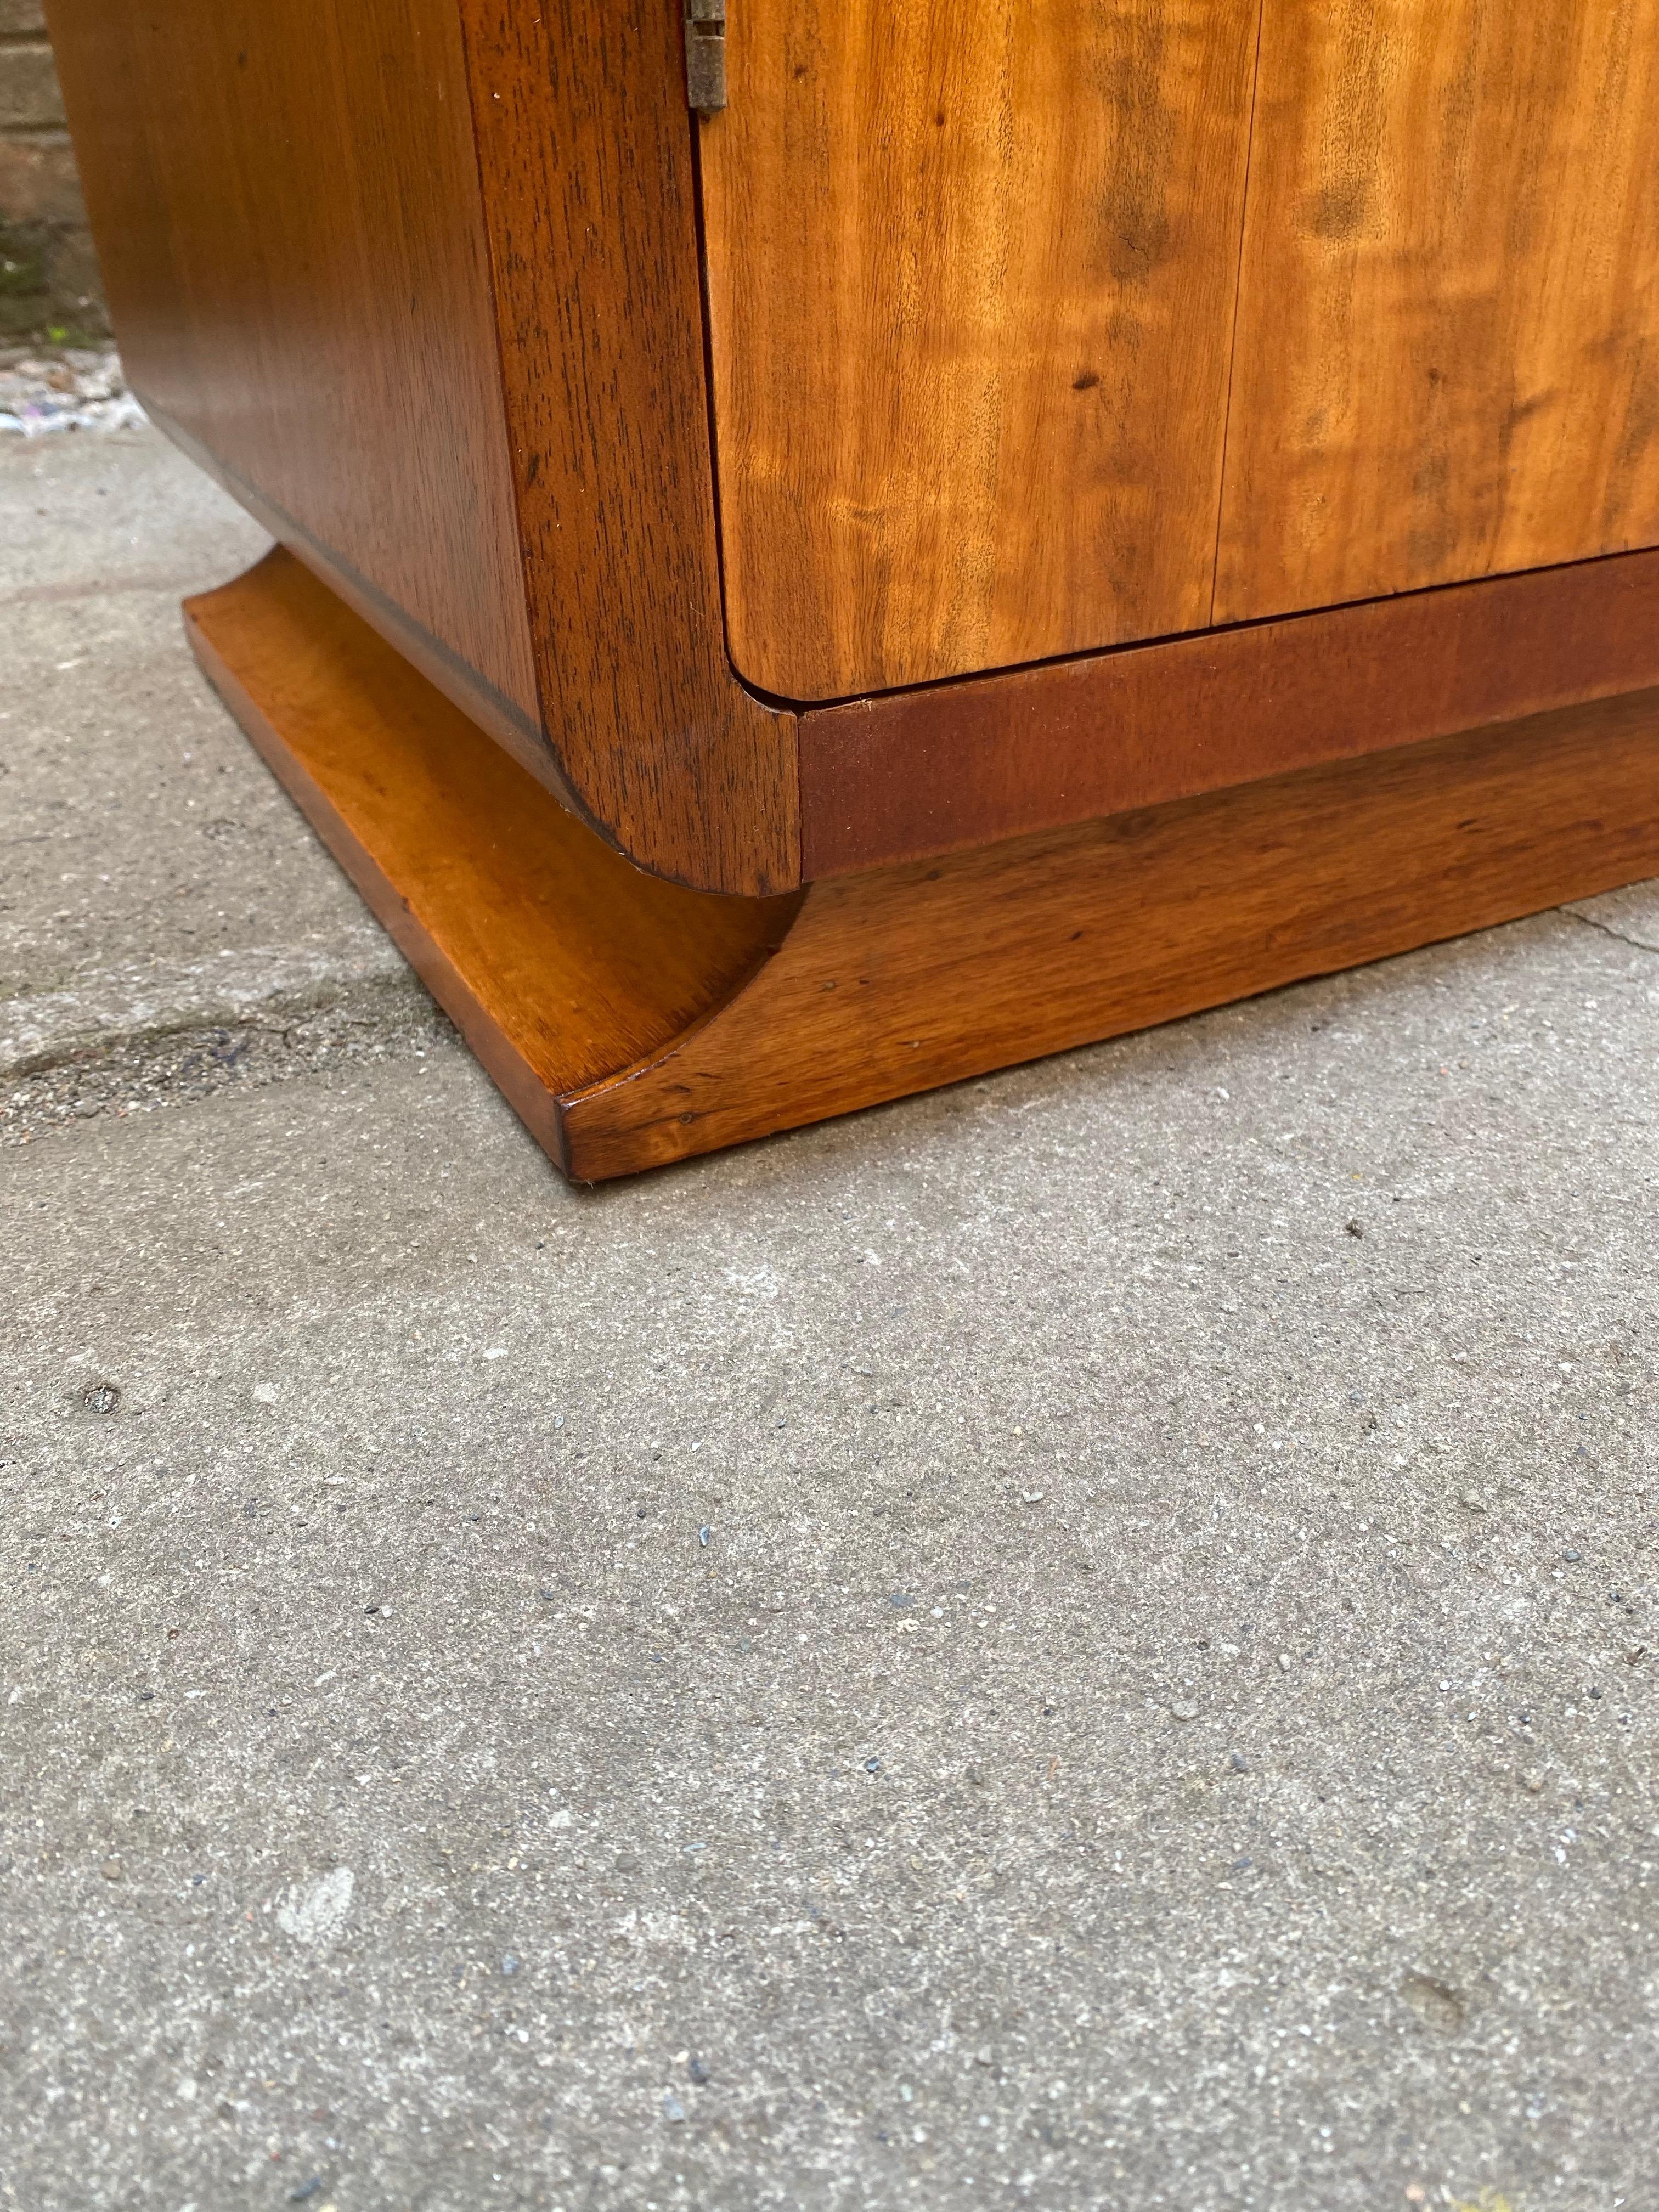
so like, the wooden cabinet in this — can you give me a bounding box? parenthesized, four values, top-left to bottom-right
(46, 0, 1659, 1177)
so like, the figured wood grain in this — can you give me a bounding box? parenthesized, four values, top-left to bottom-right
(797, 546, 1659, 875)
(570, 685, 1659, 1176)
(455, 0, 800, 893)
(699, 0, 1263, 698)
(1216, 0, 1659, 623)
(46, 0, 543, 750)
(184, 550, 798, 1171)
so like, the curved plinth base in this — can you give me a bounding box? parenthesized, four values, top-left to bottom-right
(186, 549, 1659, 1182)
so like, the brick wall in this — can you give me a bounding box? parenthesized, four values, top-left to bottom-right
(0, 1, 106, 341)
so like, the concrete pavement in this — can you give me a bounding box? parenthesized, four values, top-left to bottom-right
(2, 417, 1657, 2212)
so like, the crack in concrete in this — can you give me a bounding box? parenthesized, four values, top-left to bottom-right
(1, 938, 422, 1079)
(1562, 907, 1659, 957)
(2, 936, 453, 1141)
(2, 991, 455, 1144)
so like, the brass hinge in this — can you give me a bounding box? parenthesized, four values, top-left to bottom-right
(684, 0, 726, 113)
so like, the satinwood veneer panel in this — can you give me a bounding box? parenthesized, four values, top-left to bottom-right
(1217, 0, 1659, 623)
(700, 0, 1262, 698)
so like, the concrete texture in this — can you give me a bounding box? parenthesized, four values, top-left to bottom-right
(2, 421, 439, 1136)
(3, 424, 1658, 2212)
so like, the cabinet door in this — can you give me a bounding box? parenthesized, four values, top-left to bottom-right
(1216, 0, 1659, 625)
(699, 0, 1262, 700)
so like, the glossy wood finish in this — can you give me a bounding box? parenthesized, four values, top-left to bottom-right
(184, 551, 799, 1171)
(47, 0, 799, 896)
(456, 0, 798, 892)
(700, 0, 1262, 699)
(797, 546, 1659, 876)
(53, 0, 1659, 923)
(1217, 0, 1659, 623)
(45, 0, 542, 751)
(187, 548, 1659, 1183)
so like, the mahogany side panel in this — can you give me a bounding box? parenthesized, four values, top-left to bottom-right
(455, 0, 801, 895)
(44, 0, 544, 755)
(797, 548, 1659, 877)
(1216, 0, 1659, 623)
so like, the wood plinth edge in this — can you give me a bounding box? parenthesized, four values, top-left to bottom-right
(183, 549, 800, 1177)
(185, 548, 1659, 1182)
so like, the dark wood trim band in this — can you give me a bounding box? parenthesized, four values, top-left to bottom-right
(797, 546, 1659, 878)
